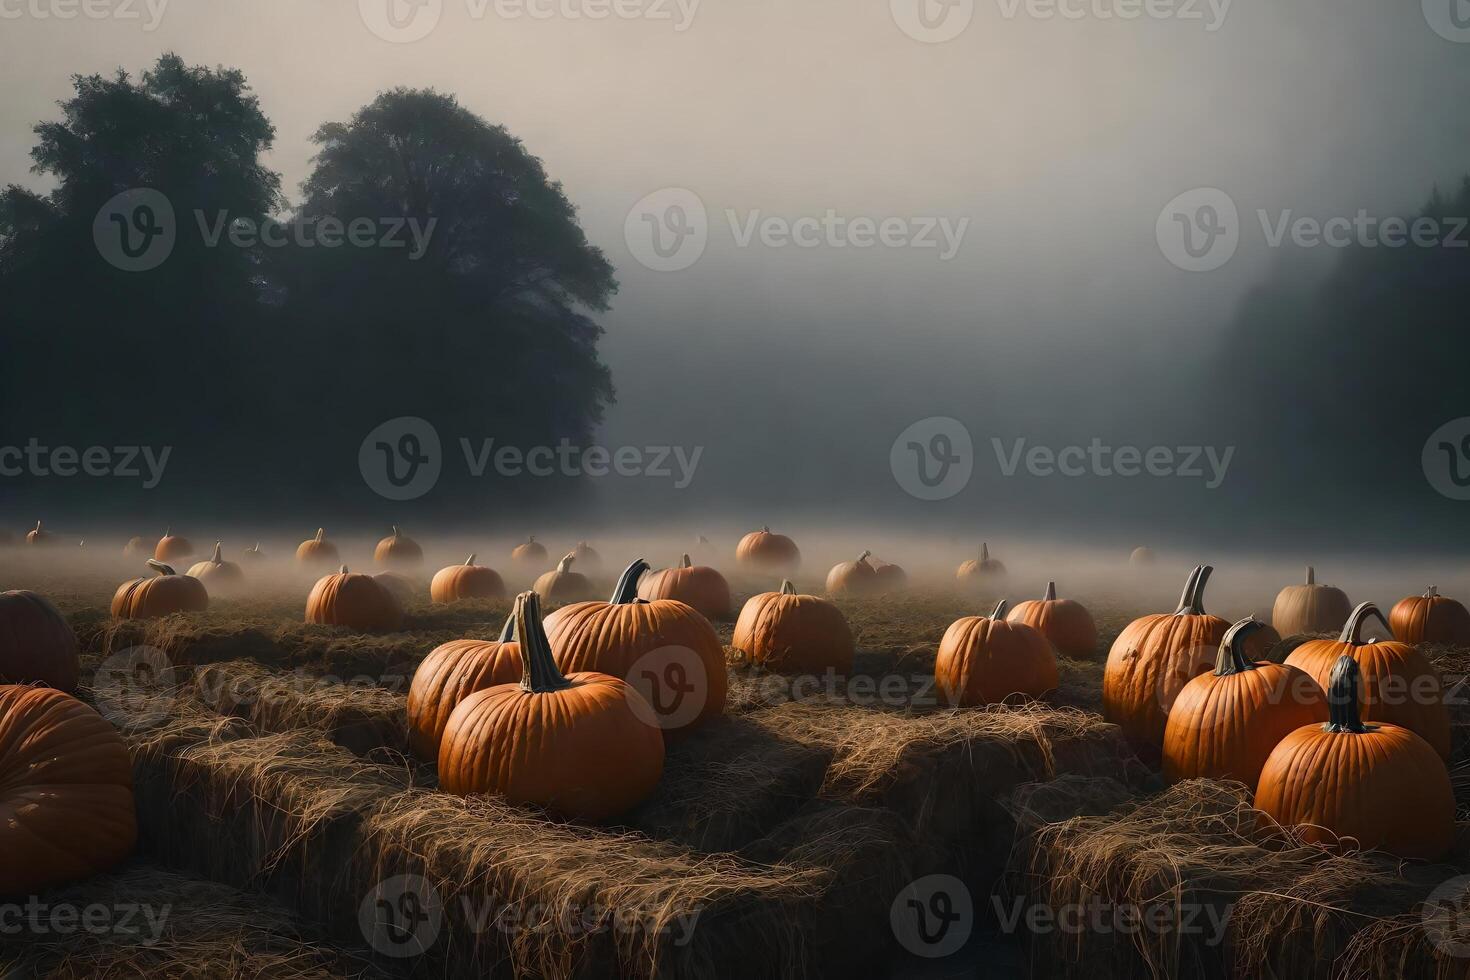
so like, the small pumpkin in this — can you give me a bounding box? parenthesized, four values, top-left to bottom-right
(430, 554, 506, 603)
(26, 520, 54, 547)
(1129, 547, 1156, 566)
(305, 565, 403, 633)
(111, 560, 210, 620)
(936, 599, 1058, 706)
(569, 540, 603, 573)
(534, 553, 596, 603)
(1256, 655, 1454, 861)
(374, 525, 424, 568)
(0, 590, 80, 691)
(0, 685, 138, 895)
(1271, 566, 1350, 638)
(374, 571, 417, 603)
(511, 536, 549, 567)
(153, 527, 194, 562)
(123, 536, 151, 558)
(1389, 586, 1470, 646)
(732, 579, 855, 676)
(1162, 618, 1327, 787)
(296, 528, 340, 567)
(825, 550, 879, 597)
(186, 542, 244, 594)
(544, 559, 727, 733)
(1102, 565, 1279, 752)
(1284, 601, 1450, 760)
(868, 557, 908, 591)
(637, 553, 732, 619)
(438, 591, 665, 820)
(956, 542, 1006, 587)
(242, 542, 266, 562)
(1007, 581, 1098, 658)
(735, 526, 801, 571)
(407, 616, 521, 760)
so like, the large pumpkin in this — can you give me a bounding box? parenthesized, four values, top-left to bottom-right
(825, 551, 879, 597)
(1389, 586, 1470, 646)
(0, 686, 138, 895)
(154, 528, 193, 562)
(1284, 601, 1450, 760)
(1256, 655, 1454, 861)
(1006, 581, 1098, 659)
(430, 554, 506, 603)
(305, 565, 403, 633)
(956, 542, 1006, 587)
(1102, 565, 1278, 752)
(544, 559, 727, 734)
(1271, 566, 1350, 637)
(439, 591, 664, 820)
(637, 554, 732, 619)
(186, 542, 244, 595)
(0, 590, 80, 691)
(511, 536, 549, 567)
(731, 579, 854, 676)
(111, 560, 210, 620)
(735, 526, 800, 571)
(373, 526, 424, 568)
(936, 599, 1058, 707)
(25, 520, 54, 547)
(295, 528, 340, 567)
(407, 617, 521, 760)
(1161, 618, 1326, 787)
(533, 554, 596, 603)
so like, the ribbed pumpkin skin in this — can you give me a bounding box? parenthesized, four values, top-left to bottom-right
(1007, 594, 1098, 659)
(637, 563, 732, 619)
(0, 591, 80, 691)
(732, 590, 854, 676)
(153, 534, 193, 562)
(407, 638, 522, 760)
(430, 564, 506, 603)
(295, 537, 339, 567)
(374, 531, 423, 568)
(0, 686, 137, 895)
(1284, 639, 1450, 760)
(439, 672, 664, 819)
(1272, 579, 1350, 636)
(735, 529, 800, 570)
(1162, 663, 1325, 786)
(1390, 592, 1470, 646)
(111, 574, 209, 619)
(305, 572, 402, 633)
(1256, 721, 1453, 860)
(935, 616, 1057, 706)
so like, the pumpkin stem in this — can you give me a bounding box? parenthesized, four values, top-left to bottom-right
(991, 599, 1009, 619)
(557, 553, 575, 573)
(981, 542, 990, 561)
(1176, 565, 1212, 615)
(164, 526, 171, 536)
(211, 542, 223, 564)
(315, 528, 325, 543)
(1425, 585, 1439, 598)
(340, 564, 349, 574)
(516, 591, 572, 694)
(34, 520, 42, 532)
(1214, 617, 1264, 675)
(697, 535, 709, 544)
(779, 579, 796, 595)
(1043, 581, 1057, 601)
(252, 542, 261, 553)
(610, 559, 651, 604)
(146, 559, 175, 576)
(1324, 654, 1369, 734)
(1171, 566, 1203, 615)
(498, 614, 516, 644)
(1305, 565, 1315, 585)
(391, 525, 401, 540)
(527, 535, 536, 544)
(1338, 601, 1393, 644)
(858, 550, 872, 565)
(465, 553, 477, 566)
(680, 554, 692, 568)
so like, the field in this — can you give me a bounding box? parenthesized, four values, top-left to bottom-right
(5, 538, 1470, 979)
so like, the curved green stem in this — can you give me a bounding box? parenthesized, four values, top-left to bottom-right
(1214, 618, 1264, 675)
(1324, 654, 1368, 733)
(516, 591, 572, 693)
(1338, 601, 1393, 644)
(610, 559, 651, 604)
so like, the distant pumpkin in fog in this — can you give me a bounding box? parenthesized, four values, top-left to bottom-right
(123, 536, 151, 559)
(431, 554, 506, 603)
(153, 528, 194, 562)
(242, 542, 266, 562)
(568, 540, 603, 574)
(1271, 566, 1350, 637)
(867, 557, 908, 591)
(534, 554, 595, 603)
(511, 536, 549, 567)
(26, 521, 54, 547)
(186, 542, 244, 594)
(374, 571, 418, 604)
(735, 526, 801, 572)
(825, 551, 879, 597)
(112, 560, 209, 620)
(374, 526, 424, 568)
(956, 543, 1006, 588)
(1129, 547, 1155, 566)
(637, 554, 731, 619)
(295, 528, 340, 567)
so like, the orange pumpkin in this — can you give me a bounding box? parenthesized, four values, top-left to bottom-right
(825, 550, 879, 597)
(1389, 586, 1470, 646)
(735, 526, 800, 571)
(305, 565, 403, 633)
(1271, 566, 1350, 637)
(26, 520, 54, 546)
(1006, 581, 1098, 658)
(868, 557, 908, 591)
(111, 560, 209, 620)
(956, 542, 1006, 587)
(568, 540, 603, 573)
(430, 554, 506, 603)
(373, 525, 424, 567)
(154, 528, 193, 562)
(186, 542, 244, 594)
(0, 590, 80, 691)
(511, 536, 549, 567)
(637, 554, 732, 619)
(407, 616, 521, 760)
(544, 559, 727, 734)
(295, 528, 340, 567)
(1102, 565, 1279, 752)
(438, 591, 664, 820)
(0, 686, 137, 895)
(1284, 601, 1450, 760)
(1256, 655, 1454, 860)
(935, 599, 1058, 706)
(732, 579, 854, 676)
(533, 553, 596, 603)
(1162, 618, 1326, 787)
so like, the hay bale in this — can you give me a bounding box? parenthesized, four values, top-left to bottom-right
(0, 863, 392, 979)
